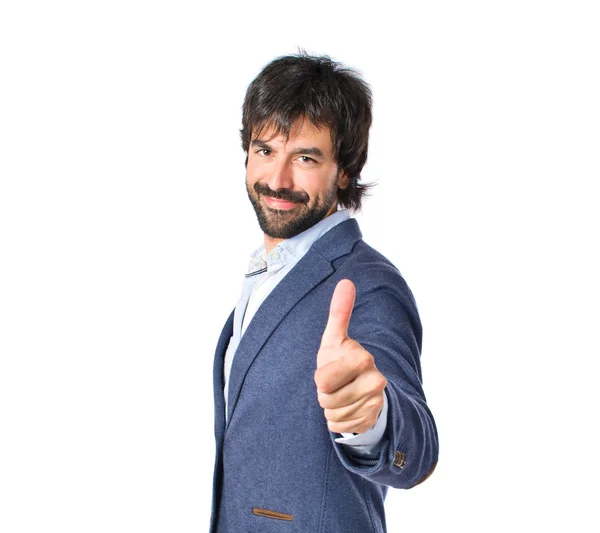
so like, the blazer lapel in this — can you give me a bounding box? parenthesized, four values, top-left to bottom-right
(225, 250, 332, 425)
(225, 218, 363, 426)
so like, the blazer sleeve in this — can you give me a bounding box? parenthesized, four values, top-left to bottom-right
(329, 264, 439, 489)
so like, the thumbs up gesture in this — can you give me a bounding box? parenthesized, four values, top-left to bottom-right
(315, 279, 387, 435)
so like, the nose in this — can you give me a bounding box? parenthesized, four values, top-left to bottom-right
(267, 158, 294, 191)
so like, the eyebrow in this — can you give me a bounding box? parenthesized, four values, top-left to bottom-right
(251, 139, 325, 159)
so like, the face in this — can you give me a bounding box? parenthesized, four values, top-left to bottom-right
(246, 119, 348, 244)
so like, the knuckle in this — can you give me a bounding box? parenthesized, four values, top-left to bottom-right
(327, 420, 340, 433)
(352, 417, 370, 434)
(366, 396, 383, 411)
(321, 393, 338, 410)
(320, 382, 333, 394)
(317, 392, 327, 408)
(375, 374, 387, 391)
(370, 398, 383, 414)
(357, 351, 374, 371)
(314, 371, 329, 393)
(324, 408, 339, 422)
(314, 369, 321, 386)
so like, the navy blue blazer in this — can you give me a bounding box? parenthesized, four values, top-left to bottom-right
(211, 219, 438, 533)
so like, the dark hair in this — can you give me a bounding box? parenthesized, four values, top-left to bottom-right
(241, 52, 374, 211)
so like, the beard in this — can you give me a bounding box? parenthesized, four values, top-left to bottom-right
(246, 179, 339, 239)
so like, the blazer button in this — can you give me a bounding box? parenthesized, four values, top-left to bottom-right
(393, 451, 406, 469)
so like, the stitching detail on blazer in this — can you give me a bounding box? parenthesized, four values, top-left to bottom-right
(252, 508, 293, 521)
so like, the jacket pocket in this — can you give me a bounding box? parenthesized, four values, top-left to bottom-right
(252, 508, 293, 521)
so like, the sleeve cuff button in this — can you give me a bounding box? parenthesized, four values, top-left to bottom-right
(393, 451, 406, 469)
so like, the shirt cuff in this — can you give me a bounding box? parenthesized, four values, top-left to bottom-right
(334, 390, 388, 457)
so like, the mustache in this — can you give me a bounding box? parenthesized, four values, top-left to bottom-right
(254, 183, 309, 204)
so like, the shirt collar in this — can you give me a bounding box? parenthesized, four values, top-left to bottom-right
(245, 209, 351, 276)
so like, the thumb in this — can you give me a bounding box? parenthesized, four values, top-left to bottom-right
(320, 279, 356, 352)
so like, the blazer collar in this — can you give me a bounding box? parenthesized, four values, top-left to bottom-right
(310, 217, 362, 263)
(221, 218, 363, 429)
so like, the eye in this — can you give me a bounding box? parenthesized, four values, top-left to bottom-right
(256, 148, 271, 157)
(298, 155, 316, 164)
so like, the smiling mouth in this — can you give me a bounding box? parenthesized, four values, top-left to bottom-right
(263, 196, 298, 210)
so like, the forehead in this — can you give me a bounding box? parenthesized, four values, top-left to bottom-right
(252, 119, 335, 156)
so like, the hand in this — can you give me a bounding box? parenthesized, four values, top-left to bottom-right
(314, 279, 387, 434)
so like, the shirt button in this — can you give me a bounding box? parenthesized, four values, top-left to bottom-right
(272, 252, 280, 260)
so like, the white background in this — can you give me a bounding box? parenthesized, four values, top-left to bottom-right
(1, 1, 599, 531)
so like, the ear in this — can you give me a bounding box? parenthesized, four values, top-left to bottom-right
(338, 170, 350, 190)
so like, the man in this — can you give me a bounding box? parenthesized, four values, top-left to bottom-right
(210, 52, 438, 533)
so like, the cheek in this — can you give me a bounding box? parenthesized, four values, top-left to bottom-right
(245, 168, 259, 189)
(246, 158, 267, 183)
(305, 170, 337, 200)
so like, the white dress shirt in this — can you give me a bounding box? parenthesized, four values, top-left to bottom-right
(223, 209, 388, 457)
